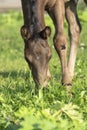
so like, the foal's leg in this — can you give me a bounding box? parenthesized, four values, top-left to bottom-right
(47, 0, 71, 85)
(84, 0, 87, 4)
(65, 1, 81, 80)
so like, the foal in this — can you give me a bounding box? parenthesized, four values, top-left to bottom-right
(20, 0, 82, 88)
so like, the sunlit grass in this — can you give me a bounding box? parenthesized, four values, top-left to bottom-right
(0, 10, 87, 130)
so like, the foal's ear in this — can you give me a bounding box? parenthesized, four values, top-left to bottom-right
(21, 25, 31, 41)
(40, 26, 51, 39)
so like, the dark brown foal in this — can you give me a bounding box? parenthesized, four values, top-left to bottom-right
(20, 0, 85, 89)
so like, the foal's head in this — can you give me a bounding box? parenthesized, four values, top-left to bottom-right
(21, 25, 52, 88)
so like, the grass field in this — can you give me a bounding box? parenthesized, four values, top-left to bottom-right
(0, 9, 87, 130)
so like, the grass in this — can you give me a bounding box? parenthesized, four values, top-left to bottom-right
(0, 10, 87, 130)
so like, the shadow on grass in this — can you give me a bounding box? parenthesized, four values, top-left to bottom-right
(0, 70, 30, 79)
(6, 124, 21, 130)
(0, 71, 17, 78)
(6, 122, 42, 130)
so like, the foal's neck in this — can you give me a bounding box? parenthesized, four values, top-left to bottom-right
(30, 0, 45, 33)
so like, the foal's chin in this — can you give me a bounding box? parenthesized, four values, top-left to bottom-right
(35, 75, 51, 90)
(35, 80, 48, 89)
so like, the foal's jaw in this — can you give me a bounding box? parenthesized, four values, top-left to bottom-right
(35, 67, 51, 88)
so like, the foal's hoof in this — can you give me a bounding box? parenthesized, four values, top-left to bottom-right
(62, 79, 72, 87)
(62, 74, 72, 87)
(62, 79, 72, 96)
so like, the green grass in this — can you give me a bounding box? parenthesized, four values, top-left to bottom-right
(0, 10, 87, 130)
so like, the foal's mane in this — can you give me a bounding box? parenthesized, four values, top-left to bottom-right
(30, 0, 42, 34)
